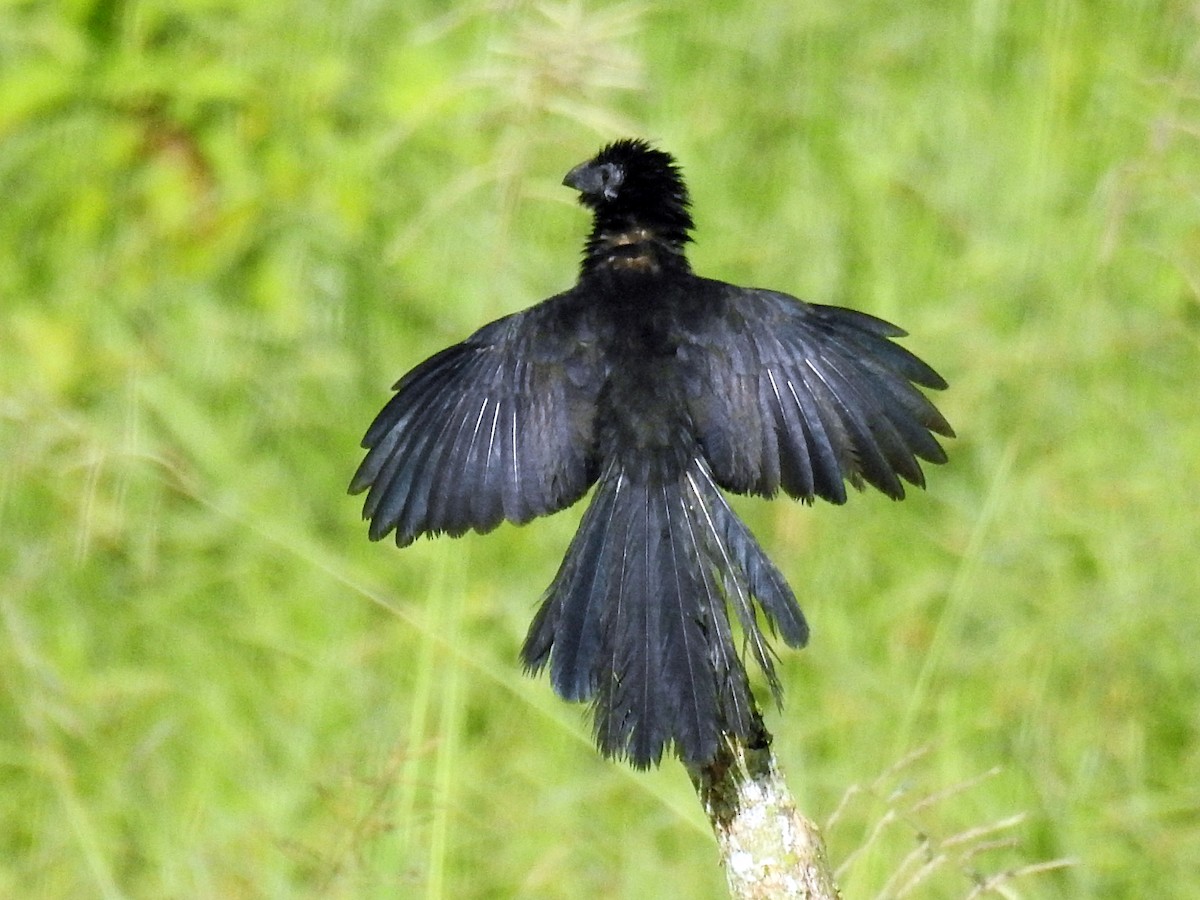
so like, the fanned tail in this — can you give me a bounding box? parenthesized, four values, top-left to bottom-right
(521, 460, 807, 768)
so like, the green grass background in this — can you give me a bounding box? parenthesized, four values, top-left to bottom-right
(3, 1, 1198, 897)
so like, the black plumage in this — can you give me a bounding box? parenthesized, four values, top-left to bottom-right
(351, 139, 953, 768)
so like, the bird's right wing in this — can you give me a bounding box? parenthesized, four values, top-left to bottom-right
(680, 283, 954, 504)
(350, 291, 606, 546)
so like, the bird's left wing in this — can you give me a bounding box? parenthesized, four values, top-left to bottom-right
(350, 291, 605, 546)
(679, 282, 953, 504)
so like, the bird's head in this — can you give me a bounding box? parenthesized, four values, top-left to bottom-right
(563, 139, 694, 242)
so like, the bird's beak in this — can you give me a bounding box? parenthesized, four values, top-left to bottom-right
(562, 161, 603, 195)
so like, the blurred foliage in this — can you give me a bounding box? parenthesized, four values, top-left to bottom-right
(2, 0, 1199, 897)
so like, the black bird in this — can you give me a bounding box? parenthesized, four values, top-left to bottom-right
(350, 139, 953, 769)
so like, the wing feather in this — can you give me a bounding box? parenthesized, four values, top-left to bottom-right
(351, 291, 605, 545)
(684, 282, 952, 502)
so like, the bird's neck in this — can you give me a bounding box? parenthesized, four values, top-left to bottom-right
(580, 220, 692, 281)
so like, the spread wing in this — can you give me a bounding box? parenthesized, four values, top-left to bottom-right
(350, 291, 606, 546)
(681, 282, 953, 504)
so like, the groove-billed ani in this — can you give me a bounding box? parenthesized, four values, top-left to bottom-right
(350, 139, 953, 769)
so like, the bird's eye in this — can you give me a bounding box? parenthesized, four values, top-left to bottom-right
(598, 163, 624, 199)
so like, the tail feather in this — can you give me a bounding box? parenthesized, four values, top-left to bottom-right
(595, 485, 664, 763)
(654, 483, 721, 763)
(675, 489, 758, 744)
(684, 468, 809, 701)
(524, 471, 625, 701)
(521, 459, 807, 768)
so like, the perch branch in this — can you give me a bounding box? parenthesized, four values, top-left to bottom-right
(687, 716, 840, 900)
